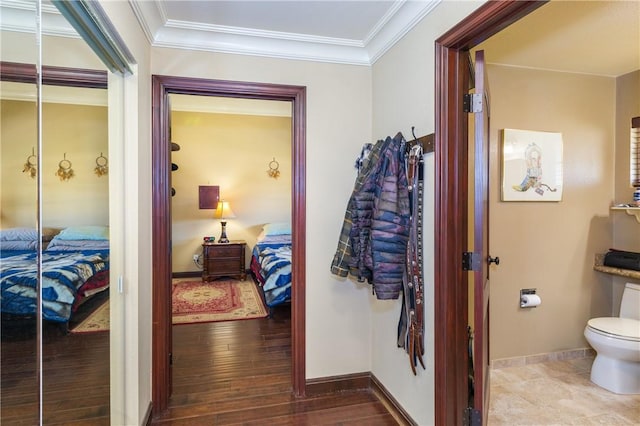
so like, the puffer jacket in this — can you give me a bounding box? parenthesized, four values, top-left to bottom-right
(331, 132, 410, 300)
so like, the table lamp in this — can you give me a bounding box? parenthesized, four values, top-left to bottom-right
(213, 200, 236, 243)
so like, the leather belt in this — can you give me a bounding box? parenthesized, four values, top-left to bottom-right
(398, 144, 425, 374)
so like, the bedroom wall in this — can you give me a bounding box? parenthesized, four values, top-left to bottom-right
(170, 111, 291, 272)
(1, 100, 108, 228)
(612, 70, 640, 313)
(486, 64, 615, 361)
(370, 1, 485, 424)
(151, 47, 375, 381)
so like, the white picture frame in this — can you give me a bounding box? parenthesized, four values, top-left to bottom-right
(501, 128, 563, 202)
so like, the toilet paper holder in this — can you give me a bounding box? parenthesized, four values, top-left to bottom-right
(520, 288, 539, 308)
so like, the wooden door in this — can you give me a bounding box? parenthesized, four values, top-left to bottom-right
(472, 49, 492, 425)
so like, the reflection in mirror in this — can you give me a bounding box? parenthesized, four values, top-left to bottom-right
(0, 4, 39, 424)
(1, 1, 111, 423)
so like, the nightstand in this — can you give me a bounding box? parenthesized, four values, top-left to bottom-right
(202, 240, 246, 282)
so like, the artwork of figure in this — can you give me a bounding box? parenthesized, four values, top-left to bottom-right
(501, 129, 563, 202)
(512, 143, 556, 196)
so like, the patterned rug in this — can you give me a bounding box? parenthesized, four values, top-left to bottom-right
(70, 278, 268, 333)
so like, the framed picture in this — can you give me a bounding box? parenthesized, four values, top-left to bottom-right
(501, 129, 563, 202)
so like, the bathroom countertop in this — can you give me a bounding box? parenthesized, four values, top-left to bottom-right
(594, 254, 640, 280)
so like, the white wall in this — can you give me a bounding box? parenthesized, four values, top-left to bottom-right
(99, 2, 153, 424)
(151, 48, 375, 378)
(371, 1, 484, 424)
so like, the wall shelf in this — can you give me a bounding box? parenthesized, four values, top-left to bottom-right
(611, 206, 640, 223)
(594, 254, 640, 280)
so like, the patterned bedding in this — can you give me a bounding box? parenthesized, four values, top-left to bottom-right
(0, 249, 109, 323)
(251, 238, 291, 308)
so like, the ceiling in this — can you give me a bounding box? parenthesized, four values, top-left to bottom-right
(128, 0, 438, 65)
(130, 0, 639, 75)
(0, 1, 637, 78)
(477, 1, 639, 77)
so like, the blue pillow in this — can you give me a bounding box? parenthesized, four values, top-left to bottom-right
(56, 226, 109, 241)
(263, 222, 291, 236)
(0, 227, 37, 241)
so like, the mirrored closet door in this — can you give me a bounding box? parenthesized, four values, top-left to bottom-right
(1, 0, 134, 423)
(0, 4, 39, 423)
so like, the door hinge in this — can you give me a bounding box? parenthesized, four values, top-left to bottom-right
(463, 251, 481, 271)
(463, 93, 483, 113)
(169, 352, 173, 365)
(463, 407, 482, 426)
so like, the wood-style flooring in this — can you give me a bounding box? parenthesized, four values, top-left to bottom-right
(1, 300, 399, 425)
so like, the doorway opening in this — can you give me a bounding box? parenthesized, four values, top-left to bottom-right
(433, 1, 546, 424)
(151, 75, 306, 413)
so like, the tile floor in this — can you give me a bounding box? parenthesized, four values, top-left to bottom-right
(488, 356, 640, 425)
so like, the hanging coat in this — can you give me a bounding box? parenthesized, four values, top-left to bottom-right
(331, 132, 410, 300)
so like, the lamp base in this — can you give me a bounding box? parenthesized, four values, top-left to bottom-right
(218, 221, 230, 243)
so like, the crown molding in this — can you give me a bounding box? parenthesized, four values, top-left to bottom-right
(0, 0, 78, 37)
(130, 0, 441, 66)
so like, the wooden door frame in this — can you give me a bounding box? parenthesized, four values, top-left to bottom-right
(151, 75, 306, 414)
(433, 1, 546, 424)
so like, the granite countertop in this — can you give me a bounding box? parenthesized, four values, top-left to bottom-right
(594, 253, 640, 280)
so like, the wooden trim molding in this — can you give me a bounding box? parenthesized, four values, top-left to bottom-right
(433, 1, 546, 424)
(0, 61, 107, 88)
(306, 372, 415, 426)
(151, 75, 307, 414)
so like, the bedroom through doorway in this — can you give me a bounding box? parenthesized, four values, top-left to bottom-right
(151, 75, 307, 413)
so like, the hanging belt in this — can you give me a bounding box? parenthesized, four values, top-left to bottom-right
(398, 144, 425, 374)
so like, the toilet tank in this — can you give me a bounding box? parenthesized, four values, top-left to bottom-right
(620, 282, 640, 320)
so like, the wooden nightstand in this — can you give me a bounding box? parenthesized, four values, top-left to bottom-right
(202, 240, 246, 282)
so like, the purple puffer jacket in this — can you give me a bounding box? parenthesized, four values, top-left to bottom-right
(349, 133, 410, 299)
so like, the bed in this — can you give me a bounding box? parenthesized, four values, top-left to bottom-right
(0, 226, 110, 325)
(250, 223, 292, 311)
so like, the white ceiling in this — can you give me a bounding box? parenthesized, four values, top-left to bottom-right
(1, 0, 637, 84)
(129, 0, 440, 65)
(130, 0, 638, 75)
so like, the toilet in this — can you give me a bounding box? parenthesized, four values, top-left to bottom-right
(584, 282, 640, 394)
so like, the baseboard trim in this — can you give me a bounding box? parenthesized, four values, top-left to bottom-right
(305, 372, 370, 395)
(306, 372, 415, 426)
(370, 373, 417, 426)
(491, 347, 596, 369)
(172, 271, 201, 279)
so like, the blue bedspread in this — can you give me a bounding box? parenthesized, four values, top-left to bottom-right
(0, 249, 109, 322)
(253, 242, 291, 307)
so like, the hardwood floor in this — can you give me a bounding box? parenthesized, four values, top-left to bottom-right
(154, 304, 400, 425)
(1, 301, 400, 425)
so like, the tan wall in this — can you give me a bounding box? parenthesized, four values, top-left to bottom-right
(170, 111, 291, 272)
(488, 65, 616, 360)
(612, 70, 640, 313)
(1, 100, 108, 229)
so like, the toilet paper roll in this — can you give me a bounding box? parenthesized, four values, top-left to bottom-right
(521, 294, 541, 308)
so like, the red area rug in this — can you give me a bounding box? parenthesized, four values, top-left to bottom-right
(71, 279, 267, 333)
(172, 278, 268, 324)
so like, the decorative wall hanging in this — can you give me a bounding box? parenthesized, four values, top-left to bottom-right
(267, 157, 280, 179)
(94, 152, 108, 176)
(501, 128, 563, 201)
(22, 147, 37, 179)
(55, 153, 75, 181)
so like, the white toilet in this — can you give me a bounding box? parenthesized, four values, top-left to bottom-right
(584, 282, 640, 394)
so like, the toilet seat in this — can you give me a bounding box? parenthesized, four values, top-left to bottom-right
(587, 317, 640, 342)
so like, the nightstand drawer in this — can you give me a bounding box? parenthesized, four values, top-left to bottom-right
(207, 245, 241, 258)
(202, 241, 246, 282)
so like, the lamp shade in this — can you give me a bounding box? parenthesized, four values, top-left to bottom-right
(213, 200, 236, 219)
